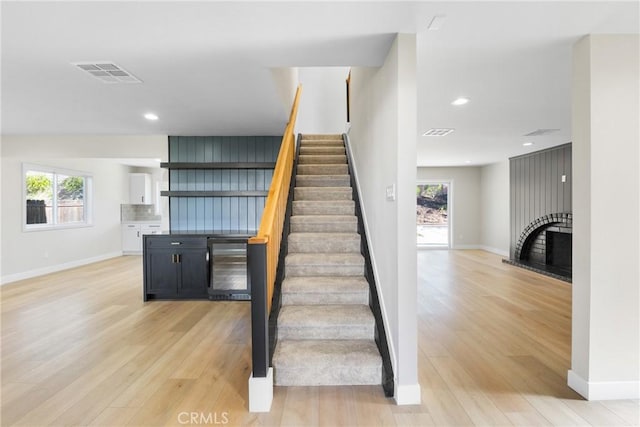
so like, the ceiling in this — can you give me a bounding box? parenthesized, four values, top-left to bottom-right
(2, 1, 638, 167)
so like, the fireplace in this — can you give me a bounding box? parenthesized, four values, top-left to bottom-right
(546, 231, 572, 270)
(506, 212, 572, 281)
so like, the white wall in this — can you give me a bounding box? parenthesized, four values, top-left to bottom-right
(480, 161, 510, 256)
(570, 34, 639, 400)
(417, 163, 509, 256)
(1, 135, 167, 283)
(417, 166, 481, 249)
(297, 67, 349, 135)
(349, 34, 420, 404)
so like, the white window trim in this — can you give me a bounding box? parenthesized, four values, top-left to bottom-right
(22, 163, 94, 232)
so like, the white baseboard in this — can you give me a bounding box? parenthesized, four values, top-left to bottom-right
(248, 368, 273, 412)
(451, 244, 480, 250)
(478, 245, 509, 257)
(0, 251, 123, 285)
(449, 244, 509, 257)
(395, 383, 422, 405)
(344, 134, 398, 375)
(568, 370, 640, 400)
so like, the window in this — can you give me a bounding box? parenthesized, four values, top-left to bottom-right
(23, 164, 92, 230)
(417, 182, 450, 247)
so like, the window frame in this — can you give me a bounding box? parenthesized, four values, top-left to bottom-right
(22, 163, 94, 232)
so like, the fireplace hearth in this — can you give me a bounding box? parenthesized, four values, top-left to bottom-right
(504, 212, 572, 282)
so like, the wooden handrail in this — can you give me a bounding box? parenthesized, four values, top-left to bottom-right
(248, 85, 301, 382)
(249, 84, 302, 312)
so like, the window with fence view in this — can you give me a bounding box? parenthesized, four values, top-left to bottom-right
(417, 183, 449, 246)
(25, 165, 91, 229)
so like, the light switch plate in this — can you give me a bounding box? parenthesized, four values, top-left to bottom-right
(386, 184, 396, 201)
(562, 175, 567, 183)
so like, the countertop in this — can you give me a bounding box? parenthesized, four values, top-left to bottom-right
(121, 221, 163, 225)
(149, 230, 256, 239)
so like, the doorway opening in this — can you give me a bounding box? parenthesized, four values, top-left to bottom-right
(417, 182, 450, 247)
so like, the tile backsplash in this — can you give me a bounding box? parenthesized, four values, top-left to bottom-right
(121, 204, 162, 222)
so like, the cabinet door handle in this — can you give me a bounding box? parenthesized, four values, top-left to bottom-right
(171, 242, 182, 246)
(176, 254, 181, 263)
(137, 231, 140, 238)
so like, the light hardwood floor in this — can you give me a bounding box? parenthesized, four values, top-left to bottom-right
(1, 250, 638, 426)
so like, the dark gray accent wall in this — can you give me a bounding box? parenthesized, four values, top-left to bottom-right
(168, 136, 281, 233)
(510, 143, 572, 259)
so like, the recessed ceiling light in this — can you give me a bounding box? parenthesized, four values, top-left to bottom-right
(465, 160, 472, 164)
(451, 97, 469, 106)
(144, 113, 159, 121)
(523, 142, 534, 146)
(423, 128, 454, 137)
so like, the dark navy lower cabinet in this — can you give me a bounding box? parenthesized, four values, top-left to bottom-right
(143, 236, 209, 301)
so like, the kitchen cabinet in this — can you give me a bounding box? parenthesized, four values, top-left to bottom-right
(122, 223, 162, 254)
(129, 173, 151, 204)
(143, 236, 209, 300)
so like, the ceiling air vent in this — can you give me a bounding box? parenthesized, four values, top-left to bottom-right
(73, 62, 142, 84)
(523, 128, 560, 137)
(423, 128, 454, 137)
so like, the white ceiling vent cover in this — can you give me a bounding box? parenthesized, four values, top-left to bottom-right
(423, 128, 455, 137)
(524, 128, 560, 137)
(73, 62, 142, 84)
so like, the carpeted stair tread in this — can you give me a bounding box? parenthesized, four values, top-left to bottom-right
(299, 146, 346, 155)
(273, 340, 381, 386)
(296, 175, 351, 187)
(301, 134, 343, 140)
(278, 304, 374, 340)
(294, 187, 353, 201)
(292, 200, 355, 216)
(298, 154, 347, 164)
(285, 252, 364, 277)
(282, 276, 369, 305)
(273, 133, 382, 389)
(297, 164, 349, 175)
(288, 232, 361, 253)
(290, 215, 358, 233)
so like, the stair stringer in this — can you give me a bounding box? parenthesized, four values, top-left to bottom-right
(267, 133, 302, 366)
(342, 133, 396, 397)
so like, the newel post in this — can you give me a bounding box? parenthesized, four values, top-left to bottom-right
(247, 241, 272, 412)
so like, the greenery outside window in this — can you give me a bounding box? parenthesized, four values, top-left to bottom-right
(23, 164, 93, 230)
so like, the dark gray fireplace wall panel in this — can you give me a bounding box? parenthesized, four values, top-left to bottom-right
(509, 143, 572, 259)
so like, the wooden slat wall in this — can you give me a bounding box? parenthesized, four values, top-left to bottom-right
(509, 144, 572, 259)
(168, 136, 281, 232)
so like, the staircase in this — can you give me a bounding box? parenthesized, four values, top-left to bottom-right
(272, 134, 382, 386)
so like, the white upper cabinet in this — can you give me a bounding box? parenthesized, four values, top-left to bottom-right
(129, 173, 151, 204)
